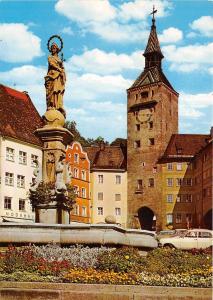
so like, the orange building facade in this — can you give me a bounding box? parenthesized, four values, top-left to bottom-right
(66, 142, 91, 223)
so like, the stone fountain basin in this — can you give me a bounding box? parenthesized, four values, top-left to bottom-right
(0, 223, 157, 249)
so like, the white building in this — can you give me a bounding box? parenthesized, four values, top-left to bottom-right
(86, 143, 127, 227)
(0, 84, 43, 223)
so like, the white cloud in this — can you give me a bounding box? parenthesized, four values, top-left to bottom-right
(55, 0, 116, 24)
(190, 16, 213, 37)
(61, 26, 74, 36)
(159, 27, 183, 43)
(118, 0, 172, 21)
(68, 72, 132, 101)
(162, 43, 213, 73)
(0, 23, 43, 63)
(67, 48, 143, 75)
(179, 92, 213, 120)
(55, 0, 172, 43)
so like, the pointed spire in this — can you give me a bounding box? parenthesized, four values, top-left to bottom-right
(143, 6, 164, 69)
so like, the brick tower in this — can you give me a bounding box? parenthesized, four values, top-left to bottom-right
(127, 10, 179, 230)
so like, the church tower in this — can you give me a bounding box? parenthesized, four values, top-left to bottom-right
(127, 9, 179, 230)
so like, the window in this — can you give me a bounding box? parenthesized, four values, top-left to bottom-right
(185, 194, 192, 203)
(137, 179, 143, 190)
(203, 189, 206, 197)
(176, 195, 181, 202)
(31, 154, 38, 167)
(176, 213, 182, 224)
(82, 187, 86, 198)
(97, 207, 103, 215)
(73, 205, 79, 215)
(19, 199, 25, 211)
(4, 197, 12, 210)
(73, 168, 79, 178)
(135, 124, 140, 131)
(6, 147, 14, 161)
(17, 175, 25, 188)
(166, 213, 173, 224)
(198, 231, 212, 238)
(148, 178, 154, 187)
(186, 231, 197, 238)
(81, 170, 86, 180)
(186, 178, 192, 186)
(115, 207, 121, 216)
(186, 213, 192, 223)
(141, 91, 148, 98)
(167, 178, 173, 187)
(167, 163, 173, 171)
(19, 151, 27, 165)
(134, 140, 141, 148)
(116, 175, 121, 184)
(115, 194, 121, 201)
(177, 148, 182, 155)
(176, 163, 182, 171)
(176, 178, 183, 186)
(98, 192, 103, 201)
(5, 172, 14, 186)
(73, 186, 79, 196)
(167, 194, 173, 203)
(153, 167, 157, 173)
(142, 162, 146, 167)
(98, 175, 103, 183)
(148, 121, 153, 129)
(82, 206, 87, 217)
(135, 94, 138, 101)
(149, 138, 154, 146)
(74, 153, 79, 163)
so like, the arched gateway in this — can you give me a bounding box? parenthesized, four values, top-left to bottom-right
(138, 207, 155, 231)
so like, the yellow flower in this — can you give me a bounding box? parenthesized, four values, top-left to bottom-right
(125, 255, 130, 260)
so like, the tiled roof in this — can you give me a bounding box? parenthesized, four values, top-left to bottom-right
(144, 24, 163, 57)
(84, 144, 127, 170)
(0, 84, 43, 147)
(129, 66, 175, 91)
(159, 134, 210, 162)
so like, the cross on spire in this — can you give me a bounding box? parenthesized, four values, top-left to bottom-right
(150, 5, 157, 26)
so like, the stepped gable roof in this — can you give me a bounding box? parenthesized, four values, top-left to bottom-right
(159, 134, 210, 162)
(0, 84, 43, 147)
(129, 66, 175, 91)
(84, 144, 127, 170)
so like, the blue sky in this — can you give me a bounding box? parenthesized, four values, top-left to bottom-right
(0, 0, 212, 142)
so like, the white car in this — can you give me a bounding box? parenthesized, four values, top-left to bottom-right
(158, 229, 213, 250)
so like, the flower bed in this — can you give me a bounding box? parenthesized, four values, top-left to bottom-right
(0, 245, 211, 287)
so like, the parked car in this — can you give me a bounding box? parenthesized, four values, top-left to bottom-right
(156, 229, 187, 241)
(158, 229, 213, 250)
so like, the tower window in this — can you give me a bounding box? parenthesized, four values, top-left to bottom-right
(135, 124, 140, 131)
(135, 94, 138, 100)
(148, 121, 153, 129)
(134, 140, 141, 148)
(137, 179, 143, 190)
(141, 91, 148, 98)
(148, 178, 154, 187)
(149, 138, 154, 146)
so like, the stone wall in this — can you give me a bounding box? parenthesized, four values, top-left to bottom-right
(0, 282, 211, 300)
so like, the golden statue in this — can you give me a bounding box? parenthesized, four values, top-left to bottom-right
(45, 35, 66, 116)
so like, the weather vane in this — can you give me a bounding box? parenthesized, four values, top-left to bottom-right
(150, 5, 157, 25)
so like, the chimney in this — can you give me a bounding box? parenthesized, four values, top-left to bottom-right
(210, 127, 213, 138)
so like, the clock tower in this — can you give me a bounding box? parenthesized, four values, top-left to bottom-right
(127, 10, 179, 230)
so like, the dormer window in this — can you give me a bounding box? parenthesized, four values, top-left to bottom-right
(177, 148, 182, 155)
(141, 91, 148, 98)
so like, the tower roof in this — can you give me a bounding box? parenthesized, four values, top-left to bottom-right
(143, 22, 164, 58)
(128, 9, 176, 92)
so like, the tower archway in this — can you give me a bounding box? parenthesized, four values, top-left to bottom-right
(203, 209, 212, 229)
(138, 206, 155, 231)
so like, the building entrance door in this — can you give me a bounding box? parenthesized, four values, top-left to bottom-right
(203, 209, 212, 229)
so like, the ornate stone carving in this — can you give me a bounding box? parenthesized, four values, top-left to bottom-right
(44, 36, 66, 117)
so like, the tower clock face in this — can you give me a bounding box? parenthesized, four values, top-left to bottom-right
(136, 110, 152, 124)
